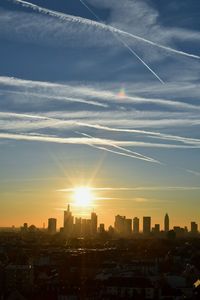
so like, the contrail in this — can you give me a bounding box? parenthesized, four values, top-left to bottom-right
(76, 122, 200, 146)
(0, 111, 47, 120)
(1, 89, 108, 108)
(116, 40, 165, 84)
(2, 76, 200, 110)
(58, 186, 200, 192)
(88, 143, 158, 162)
(80, 0, 100, 21)
(10, 0, 200, 60)
(0, 132, 158, 163)
(0, 132, 195, 148)
(83, 141, 158, 163)
(79, 0, 164, 84)
(16, 0, 164, 83)
(76, 131, 159, 163)
(1, 111, 200, 147)
(186, 169, 200, 176)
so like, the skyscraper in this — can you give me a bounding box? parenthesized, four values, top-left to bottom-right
(143, 216, 151, 234)
(74, 217, 82, 237)
(191, 221, 198, 235)
(86, 219, 91, 236)
(91, 212, 98, 236)
(154, 224, 160, 234)
(164, 213, 169, 232)
(114, 215, 125, 234)
(124, 219, 132, 236)
(81, 219, 87, 236)
(99, 223, 105, 234)
(48, 218, 57, 234)
(133, 217, 139, 234)
(63, 204, 73, 236)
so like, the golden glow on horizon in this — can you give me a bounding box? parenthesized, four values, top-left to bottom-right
(73, 187, 93, 207)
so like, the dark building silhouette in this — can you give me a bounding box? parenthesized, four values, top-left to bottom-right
(114, 215, 125, 234)
(133, 217, 139, 234)
(21, 223, 28, 233)
(114, 215, 132, 235)
(153, 224, 160, 234)
(99, 223, 105, 234)
(173, 226, 186, 237)
(124, 219, 132, 236)
(63, 204, 73, 236)
(164, 213, 169, 232)
(74, 217, 82, 236)
(191, 221, 198, 234)
(86, 219, 91, 235)
(48, 218, 57, 234)
(81, 219, 87, 236)
(143, 217, 151, 234)
(91, 212, 98, 235)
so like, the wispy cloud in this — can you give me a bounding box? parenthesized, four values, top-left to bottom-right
(1, 1, 200, 175)
(186, 169, 200, 176)
(134, 197, 149, 203)
(1, 76, 200, 111)
(0, 132, 199, 149)
(0, 132, 161, 164)
(1, 89, 108, 108)
(0, 75, 200, 173)
(58, 186, 200, 192)
(80, 0, 164, 84)
(10, 0, 200, 60)
(0, 0, 200, 223)
(1, 111, 200, 155)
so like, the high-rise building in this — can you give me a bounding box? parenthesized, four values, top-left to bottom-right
(191, 222, 198, 234)
(91, 212, 98, 236)
(74, 217, 82, 236)
(164, 213, 169, 232)
(99, 223, 105, 234)
(108, 225, 114, 236)
(114, 215, 125, 234)
(48, 218, 57, 234)
(143, 216, 151, 234)
(154, 224, 160, 234)
(81, 219, 87, 236)
(86, 219, 92, 236)
(133, 217, 139, 234)
(63, 204, 73, 236)
(114, 215, 133, 236)
(124, 219, 132, 235)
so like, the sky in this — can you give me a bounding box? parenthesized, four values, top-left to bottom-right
(0, 0, 200, 229)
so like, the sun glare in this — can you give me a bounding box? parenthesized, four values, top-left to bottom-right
(73, 187, 93, 207)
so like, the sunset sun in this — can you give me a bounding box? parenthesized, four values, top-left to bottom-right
(73, 187, 93, 207)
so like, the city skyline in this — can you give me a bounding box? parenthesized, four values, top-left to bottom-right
(4, 205, 200, 235)
(0, 0, 200, 228)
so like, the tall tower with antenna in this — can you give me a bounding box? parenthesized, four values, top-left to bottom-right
(164, 213, 169, 232)
(63, 204, 73, 236)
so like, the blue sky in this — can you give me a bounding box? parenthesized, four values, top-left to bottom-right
(0, 0, 200, 228)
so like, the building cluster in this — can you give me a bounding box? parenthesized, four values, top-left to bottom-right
(48, 205, 99, 237)
(20, 207, 200, 239)
(114, 215, 168, 236)
(43, 208, 199, 238)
